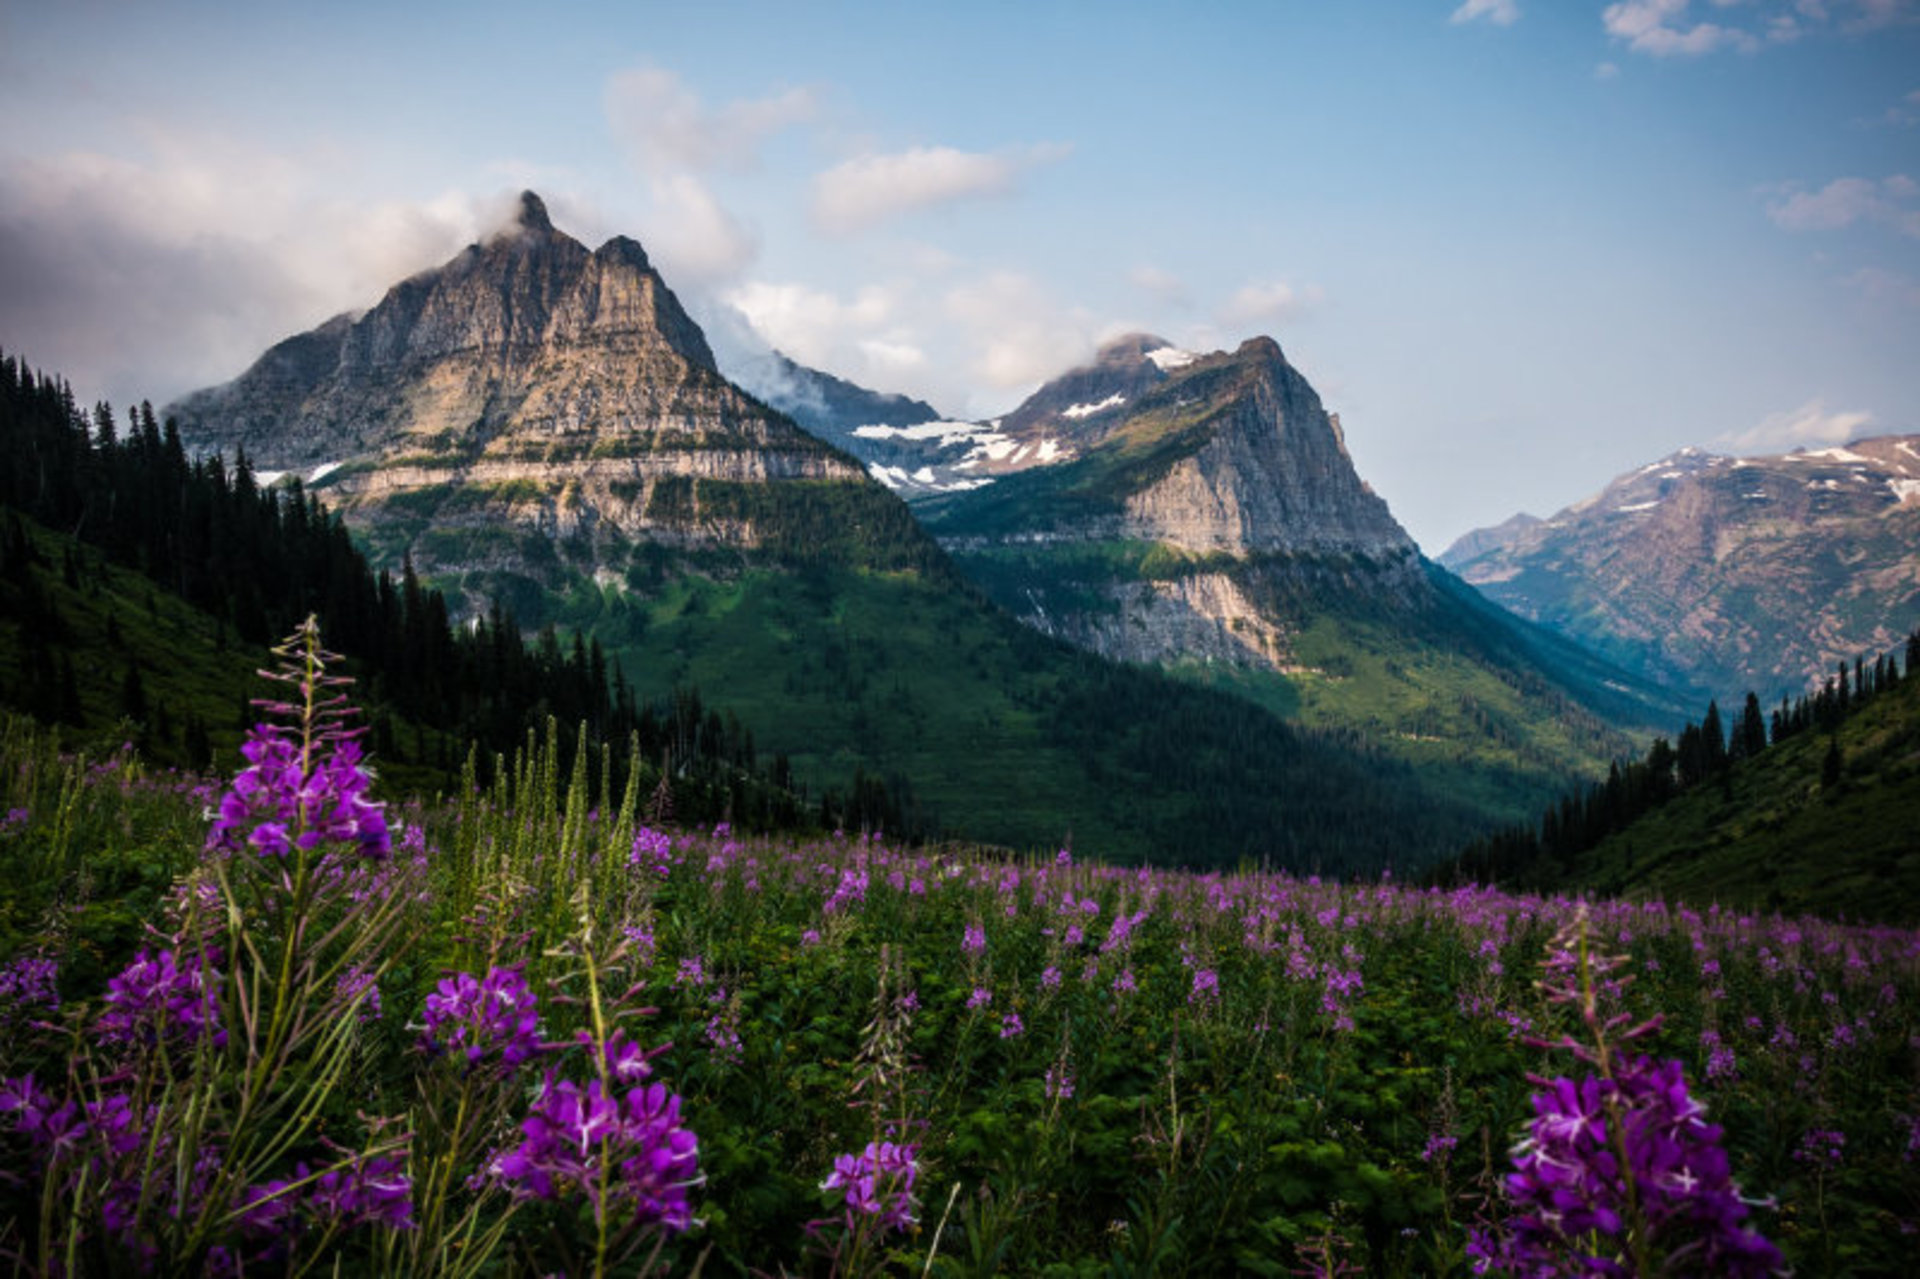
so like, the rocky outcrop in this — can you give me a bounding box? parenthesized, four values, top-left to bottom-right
(1441, 439, 1920, 697)
(1018, 572, 1296, 669)
(168, 192, 871, 588)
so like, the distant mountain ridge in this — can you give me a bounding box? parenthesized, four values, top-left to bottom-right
(1440, 438, 1920, 700)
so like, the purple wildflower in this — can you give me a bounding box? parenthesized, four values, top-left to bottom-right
(999, 1012, 1025, 1039)
(98, 948, 226, 1052)
(486, 1073, 701, 1231)
(821, 1141, 918, 1233)
(961, 923, 987, 959)
(419, 965, 542, 1069)
(1190, 968, 1220, 1006)
(310, 1150, 416, 1230)
(207, 726, 390, 860)
(1472, 1053, 1783, 1276)
(630, 827, 674, 878)
(0, 954, 59, 1013)
(1795, 1128, 1845, 1168)
(1045, 1065, 1075, 1100)
(966, 986, 993, 1011)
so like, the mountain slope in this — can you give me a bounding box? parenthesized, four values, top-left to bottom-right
(919, 335, 1686, 826)
(1440, 439, 1920, 701)
(1567, 673, 1920, 925)
(163, 195, 1494, 871)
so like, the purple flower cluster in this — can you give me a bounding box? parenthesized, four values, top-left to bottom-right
(0, 953, 59, 1013)
(419, 965, 542, 1069)
(821, 1140, 918, 1233)
(207, 727, 390, 860)
(1470, 1053, 1784, 1276)
(98, 947, 226, 1053)
(484, 1068, 701, 1231)
(239, 1150, 415, 1236)
(630, 826, 674, 878)
(1, 1073, 86, 1159)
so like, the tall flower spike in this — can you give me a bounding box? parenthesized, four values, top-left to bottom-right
(207, 616, 390, 860)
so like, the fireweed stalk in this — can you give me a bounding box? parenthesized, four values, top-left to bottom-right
(1470, 907, 1784, 1276)
(0, 619, 424, 1273)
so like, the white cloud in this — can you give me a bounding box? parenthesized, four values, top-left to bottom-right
(637, 174, 759, 284)
(724, 279, 898, 368)
(1604, 0, 1915, 56)
(1450, 0, 1521, 26)
(1765, 175, 1920, 237)
(1603, 0, 1760, 55)
(1717, 399, 1875, 452)
(1217, 280, 1326, 330)
(810, 143, 1070, 234)
(1129, 264, 1192, 307)
(0, 134, 497, 406)
(599, 69, 821, 287)
(604, 66, 817, 173)
(944, 271, 1097, 389)
(1595, 60, 1624, 78)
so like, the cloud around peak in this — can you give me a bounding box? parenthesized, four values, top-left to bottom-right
(1716, 399, 1875, 453)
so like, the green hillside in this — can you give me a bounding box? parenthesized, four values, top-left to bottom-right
(0, 514, 263, 772)
(498, 557, 1498, 869)
(1564, 674, 1920, 924)
(936, 536, 1686, 831)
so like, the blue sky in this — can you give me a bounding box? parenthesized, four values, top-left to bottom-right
(1, 0, 1916, 550)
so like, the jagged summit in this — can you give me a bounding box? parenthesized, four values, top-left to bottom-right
(169, 193, 736, 466)
(924, 331, 1410, 559)
(514, 189, 553, 233)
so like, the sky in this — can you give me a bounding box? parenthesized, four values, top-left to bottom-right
(1, 0, 1916, 552)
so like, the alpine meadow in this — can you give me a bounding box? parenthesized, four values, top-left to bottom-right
(3, 3, 1919, 1275)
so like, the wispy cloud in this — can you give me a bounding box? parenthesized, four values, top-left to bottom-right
(1129, 265, 1192, 307)
(601, 66, 821, 286)
(944, 270, 1097, 389)
(1450, 0, 1521, 27)
(1841, 265, 1920, 305)
(605, 66, 817, 173)
(1603, 0, 1916, 57)
(1603, 0, 1759, 57)
(1764, 174, 1920, 237)
(1717, 398, 1875, 452)
(1217, 280, 1326, 330)
(1879, 87, 1920, 126)
(810, 143, 1071, 235)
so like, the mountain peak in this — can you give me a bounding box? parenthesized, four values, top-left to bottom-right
(1236, 335, 1286, 365)
(515, 189, 553, 233)
(1095, 333, 1174, 365)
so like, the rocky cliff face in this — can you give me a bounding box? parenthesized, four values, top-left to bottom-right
(1441, 439, 1920, 697)
(168, 192, 870, 590)
(922, 336, 1429, 673)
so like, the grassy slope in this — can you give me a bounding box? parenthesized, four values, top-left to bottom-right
(534, 560, 1494, 869)
(1561, 676, 1920, 924)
